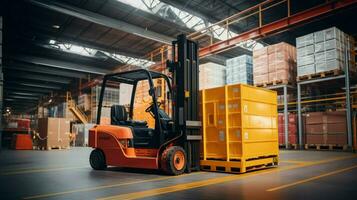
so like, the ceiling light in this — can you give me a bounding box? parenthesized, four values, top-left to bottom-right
(52, 25, 60, 29)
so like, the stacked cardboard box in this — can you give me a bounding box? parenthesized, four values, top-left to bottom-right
(91, 86, 120, 123)
(296, 27, 355, 76)
(199, 62, 226, 90)
(119, 83, 133, 105)
(78, 94, 91, 111)
(6, 119, 30, 130)
(304, 111, 347, 145)
(278, 113, 297, 145)
(91, 107, 111, 124)
(226, 55, 253, 85)
(38, 118, 70, 149)
(37, 106, 49, 118)
(47, 103, 74, 119)
(277, 94, 295, 105)
(72, 123, 95, 146)
(58, 103, 74, 119)
(253, 42, 296, 85)
(91, 86, 120, 107)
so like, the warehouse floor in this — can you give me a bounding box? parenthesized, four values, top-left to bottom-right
(1, 148, 357, 200)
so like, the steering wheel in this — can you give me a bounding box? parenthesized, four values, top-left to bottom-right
(145, 101, 162, 113)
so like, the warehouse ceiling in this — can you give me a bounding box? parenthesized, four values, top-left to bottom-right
(1, 0, 357, 114)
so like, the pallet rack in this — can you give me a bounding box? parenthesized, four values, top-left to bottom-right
(266, 84, 296, 149)
(297, 48, 354, 149)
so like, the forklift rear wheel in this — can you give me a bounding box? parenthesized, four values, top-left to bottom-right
(161, 146, 186, 175)
(90, 149, 107, 170)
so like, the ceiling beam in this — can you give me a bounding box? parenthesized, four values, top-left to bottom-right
(5, 80, 63, 90)
(5, 71, 72, 84)
(4, 98, 39, 103)
(9, 54, 110, 75)
(4, 62, 87, 78)
(4, 85, 53, 94)
(6, 95, 40, 100)
(27, 0, 174, 44)
(5, 91, 43, 96)
(23, 27, 149, 58)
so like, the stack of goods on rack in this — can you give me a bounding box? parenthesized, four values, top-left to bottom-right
(296, 27, 355, 78)
(278, 113, 297, 146)
(37, 106, 48, 118)
(119, 83, 133, 105)
(277, 94, 295, 105)
(226, 55, 253, 85)
(58, 103, 74, 119)
(48, 106, 57, 117)
(133, 78, 167, 128)
(253, 42, 296, 86)
(5, 118, 30, 131)
(47, 103, 74, 120)
(72, 123, 95, 146)
(91, 86, 119, 124)
(199, 62, 226, 90)
(303, 111, 347, 148)
(37, 118, 70, 150)
(78, 94, 91, 112)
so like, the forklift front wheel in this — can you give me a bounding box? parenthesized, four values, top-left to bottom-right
(89, 149, 107, 170)
(161, 146, 186, 175)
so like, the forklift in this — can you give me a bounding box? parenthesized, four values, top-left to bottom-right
(88, 35, 202, 175)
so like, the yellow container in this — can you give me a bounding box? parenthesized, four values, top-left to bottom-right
(200, 84, 279, 173)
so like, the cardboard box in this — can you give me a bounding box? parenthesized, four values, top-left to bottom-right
(306, 134, 326, 144)
(278, 113, 297, 144)
(38, 118, 70, 149)
(327, 134, 347, 145)
(253, 42, 296, 85)
(296, 33, 314, 48)
(297, 27, 354, 76)
(297, 64, 315, 76)
(297, 45, 314, 57)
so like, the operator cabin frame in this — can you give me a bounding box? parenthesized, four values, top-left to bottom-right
(89, 69, 181, 170)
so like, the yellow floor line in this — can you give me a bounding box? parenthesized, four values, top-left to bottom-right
(23, 172, 205, 200)
(96, 167, 289, 200)
(267, 164, 357, 192)
(1, 166, 89, 176)
(280, 160, 314, 165)
(97, 154, 357, 200)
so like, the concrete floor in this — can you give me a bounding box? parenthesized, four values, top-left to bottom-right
(1, 148, 357, 200)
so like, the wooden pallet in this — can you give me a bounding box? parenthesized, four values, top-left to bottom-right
(297, 69, 342, 81)
(254, 79, 290, 87)
(304, 144, 348, 151)
(279, 143, 298, 149)
(200, 155, 278, 173)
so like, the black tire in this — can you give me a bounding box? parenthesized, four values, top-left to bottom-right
(161, 146, 186, 175)
(89, 149, 107, 170)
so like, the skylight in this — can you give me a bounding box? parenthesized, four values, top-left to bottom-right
(48, 40, 155, 68)
(102, 52, 155, 68)
(117, 0, 264, 50)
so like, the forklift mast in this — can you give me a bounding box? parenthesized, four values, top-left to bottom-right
(167, 34, 202, 172)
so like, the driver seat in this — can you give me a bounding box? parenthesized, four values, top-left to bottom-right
(110, 105, 147, 127)
(111, 105, 157, 148)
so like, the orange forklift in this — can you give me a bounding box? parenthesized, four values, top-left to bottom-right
(88, 35, 202, 175)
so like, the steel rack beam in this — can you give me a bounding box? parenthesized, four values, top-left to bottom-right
(199, 0, 357, 58)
